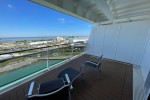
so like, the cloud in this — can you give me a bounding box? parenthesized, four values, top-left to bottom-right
(88, 24, 92, 28)
(58, 18, 74, 24)
(8, 4, 13, 8)
(58, 18, 66, 23)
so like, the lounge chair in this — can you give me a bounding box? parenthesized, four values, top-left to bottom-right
(81, 55, 103, 76)
(26, 74, 71, 100)
(57, 67, 81, 89)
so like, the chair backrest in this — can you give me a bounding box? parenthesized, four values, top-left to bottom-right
(27, 85, 70, 100)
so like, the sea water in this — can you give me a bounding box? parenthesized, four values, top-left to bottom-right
(0, 37, 57, 42)
(0, 36, 88, 42)
(0, 59, 63, 87)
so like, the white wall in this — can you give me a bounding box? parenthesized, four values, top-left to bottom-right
(86, 27, 94, 54)
(147, 89, 150, 100)
(103, 24, 120, 59)
(86, 20, 150, 65)
(86, 20, 150, 99)
(140, 33, 150, 81)
(92, 26, 105, 56)
(139, 28, 150, 100)
(86, 26, 105, 56)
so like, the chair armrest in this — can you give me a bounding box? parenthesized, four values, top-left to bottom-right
(65, 74, 71, 84)
(80, 63, 85, 72)
(65, 74, 73, 89)
(28, 82, 35, 96)
(85, 61, 98, 65)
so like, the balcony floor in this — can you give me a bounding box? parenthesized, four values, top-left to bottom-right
(0, 54, 133, 100)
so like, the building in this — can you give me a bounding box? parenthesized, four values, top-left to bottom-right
(29, 41, 48, 46)
(73, 37, 88, 43)
(56, 37, 65, 42)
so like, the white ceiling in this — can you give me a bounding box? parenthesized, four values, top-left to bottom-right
(30, 0, 150, 23)
(107, 0, 150, 19)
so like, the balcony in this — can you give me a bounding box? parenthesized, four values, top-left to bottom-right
(0, 54, 132, 100)
(0, 43, 85, 90)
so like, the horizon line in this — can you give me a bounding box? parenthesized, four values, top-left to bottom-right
(0, 35, 89, 38)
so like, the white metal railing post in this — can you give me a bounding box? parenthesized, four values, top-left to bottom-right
(71, 43, 74, 57)
(47, 47, 49, 70)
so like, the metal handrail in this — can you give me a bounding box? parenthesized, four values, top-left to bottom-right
(0, 46, 69, 62)
(0, 43, 70, 55)
(0, 43, 71, 62)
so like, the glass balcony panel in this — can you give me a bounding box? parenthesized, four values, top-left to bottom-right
(0, 44, 85, 90)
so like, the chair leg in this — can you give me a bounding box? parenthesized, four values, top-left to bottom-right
(69, 90, 71, 100)
(80, 64, 85, 75)
(96, 67, 100, 77)
(99, 66, 101, 72)
(97, 64, 102, 72)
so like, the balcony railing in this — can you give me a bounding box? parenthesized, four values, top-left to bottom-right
(0, 43, 85, 92)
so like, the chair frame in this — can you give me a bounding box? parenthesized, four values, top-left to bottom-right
(80, 55, 103, 76)
(27, 74, 71, 100)
(57, 67, 81, 90)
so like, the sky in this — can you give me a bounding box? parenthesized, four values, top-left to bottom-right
(0, 0, 93, 37)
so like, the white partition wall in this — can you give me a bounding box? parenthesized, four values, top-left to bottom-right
(86, 26, 106, 56)
(86, 20, 150, 65)
(103, 24, 120, 59)
(130, 21, 150, 65)
(115, 22, 136, 63)
(86, 27, 94, 54)
(140, 34, 150, 81)
(92, 26, 105, 56)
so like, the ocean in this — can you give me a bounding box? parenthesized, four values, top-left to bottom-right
(0, 36, 88, 42)
(0, 59, 64, 87)
(0, 37, 57, 42)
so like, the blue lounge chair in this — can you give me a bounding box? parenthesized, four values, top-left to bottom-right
(57, 67, 81, 89)
(26, 74, 71, 100)
(81, 55, 103, 76)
